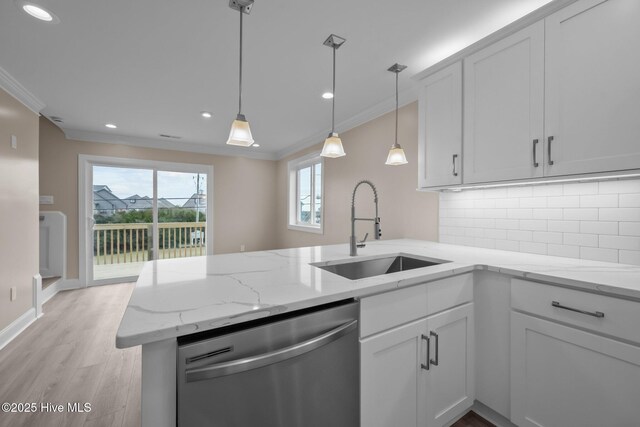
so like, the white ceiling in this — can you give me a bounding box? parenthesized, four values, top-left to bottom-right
(0, 0, 553, 159)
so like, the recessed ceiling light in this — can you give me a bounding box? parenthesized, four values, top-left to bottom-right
(105, 123, 117, 129)
(322, 92, 334, 99)
(252, 143, 260, 147)
(201, 111, 212, 118)
(20, 2, 59, 23)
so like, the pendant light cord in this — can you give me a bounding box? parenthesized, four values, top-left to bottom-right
(238, 10, 243, 116)
(331, 46, 336, 133)
(395, 70, 399, 146)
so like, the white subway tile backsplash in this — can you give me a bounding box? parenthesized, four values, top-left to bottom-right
(495, 219, 520, 230)
(599, 235, 640, 250)
(495, 239, 519, 251)
(619, 194, 640, 207)
(580, 247, 618, 263)
(579, 194, 618, 208)
(520, 241, 547, 255)
(580, 221, 618, 235)
(563, 233, 598, 247)
(533, 209, 563, 220)
(508, 230, 533, 242)
(563, 208, 598, 221)
(599, 208, 640, 222)
(620, 222, 640, 236)
(507, 208, 533, 219)
(495, 198, 519, 208)
(599, 180, 640, 194)
(564, 182, 598, 195)
(547, 244, 580, 259)
(548, 220, 580, 233)
(548, 196, 580, 208)
(620, 250, 640, 265)
(520, 220, 547, 231)
(533, 231, 563, 244)
(439, 178, 640, 266)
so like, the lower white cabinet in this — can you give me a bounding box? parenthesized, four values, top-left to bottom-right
(361, 303, 474, 427)
(510, 311, 640, 427)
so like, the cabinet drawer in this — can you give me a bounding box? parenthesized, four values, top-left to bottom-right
(511, 279, 640, 344)
(360, 273, 473, 338)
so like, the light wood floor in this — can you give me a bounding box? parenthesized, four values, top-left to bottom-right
(0, 283, 140, 427)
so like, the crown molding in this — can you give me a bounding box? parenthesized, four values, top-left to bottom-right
(275, 85, 419, 160)
(412, 0, 578, 81)
(0, 66, 45, 114)
(62, 128, 278, 161)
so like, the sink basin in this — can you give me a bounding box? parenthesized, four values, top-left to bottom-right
(312, 254, 450, 280)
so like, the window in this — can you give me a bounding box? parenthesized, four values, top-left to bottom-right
(288, 152, 323, 233)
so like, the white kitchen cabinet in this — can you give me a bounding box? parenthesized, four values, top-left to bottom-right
(544, 0, 640, 176)
(361, 319, 427, 427)
(510, 312, 640, 427)
(418, 62, 462, 188)
(360, 299, 474, 427)
(424, 304, 475, 427)
(463, 22, 544, 183)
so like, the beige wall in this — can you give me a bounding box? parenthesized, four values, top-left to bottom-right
(275, 102, 439, 250)
(39, 118, 278, 280)
(0, 89, 39, 331)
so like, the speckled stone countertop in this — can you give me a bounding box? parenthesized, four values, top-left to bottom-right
(116, 239, 640, 348)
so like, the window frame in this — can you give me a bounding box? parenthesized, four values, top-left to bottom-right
(287, 152, 324, 234)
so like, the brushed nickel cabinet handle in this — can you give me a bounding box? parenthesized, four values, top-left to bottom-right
(429, 331, 439, 366)
(533, 139, 539, 167)
(552, 301, 604, 318)
(548, 136, 554, 166)
(421, 334, 430, 371)
(452, 154, 458, 177)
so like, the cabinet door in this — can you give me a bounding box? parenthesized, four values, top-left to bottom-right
(418, 62, 462, 188)
(424, 304, 475, 427)
(511, 312, 640, 427)
(545, 0, 640, 176)
(463, 22, 544, 184)
(361, 319, 427, 427)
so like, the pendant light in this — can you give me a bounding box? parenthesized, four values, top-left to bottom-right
(321, 34, 346, 158)
(226, 0, 255, 147)
(385, 63, 408, 165)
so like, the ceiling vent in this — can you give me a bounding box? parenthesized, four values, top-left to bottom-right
(159, 134, 182, 140)
(49, 116, 64, 123)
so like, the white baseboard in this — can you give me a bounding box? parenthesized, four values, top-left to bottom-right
(0, 307, 37, 351)
(42, 278, 82, 304)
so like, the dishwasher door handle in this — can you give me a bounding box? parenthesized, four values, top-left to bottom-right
(185, 320, 358, 383)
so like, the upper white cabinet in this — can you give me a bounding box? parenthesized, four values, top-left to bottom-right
(418, 62, 462, 188)
(544, 0, 640, 176)
(463, 22, 544, 184)
(417, 0, 640, 188)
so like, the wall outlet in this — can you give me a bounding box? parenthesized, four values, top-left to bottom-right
(10, 286, 17, 301)
(240, 244, 245, 252)
(10, 135, 17, 150)
(39, 195, 54, 205)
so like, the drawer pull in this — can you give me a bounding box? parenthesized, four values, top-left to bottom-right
(551, 301, 604, 318)
(421, 334, 430, 371)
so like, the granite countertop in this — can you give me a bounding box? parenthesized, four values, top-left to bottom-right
(116, 239, 640, 348)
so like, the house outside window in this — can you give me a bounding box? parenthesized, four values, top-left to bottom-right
(288, 152, 323, 233)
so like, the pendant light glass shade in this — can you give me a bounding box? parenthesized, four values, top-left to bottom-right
(321, 132, 346, 158)
(385, 144, 408, 165)
(227, 2, 255, 147)
(386, 63, 408, 165)
(226, 114, 254, 146)
(321, 34, 346, 158)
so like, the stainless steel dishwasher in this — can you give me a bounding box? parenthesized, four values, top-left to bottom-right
(177, 300, 359, 427)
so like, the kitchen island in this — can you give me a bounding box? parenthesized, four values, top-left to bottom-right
(117, 239, 640, 427)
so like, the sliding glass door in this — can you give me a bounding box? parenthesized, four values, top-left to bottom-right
(80, 156, 213, 286)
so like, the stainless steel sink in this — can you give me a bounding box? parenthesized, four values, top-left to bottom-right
(312, 254, 450, 280)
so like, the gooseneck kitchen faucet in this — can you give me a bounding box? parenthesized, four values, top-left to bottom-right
(350, 180, 381, 256)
